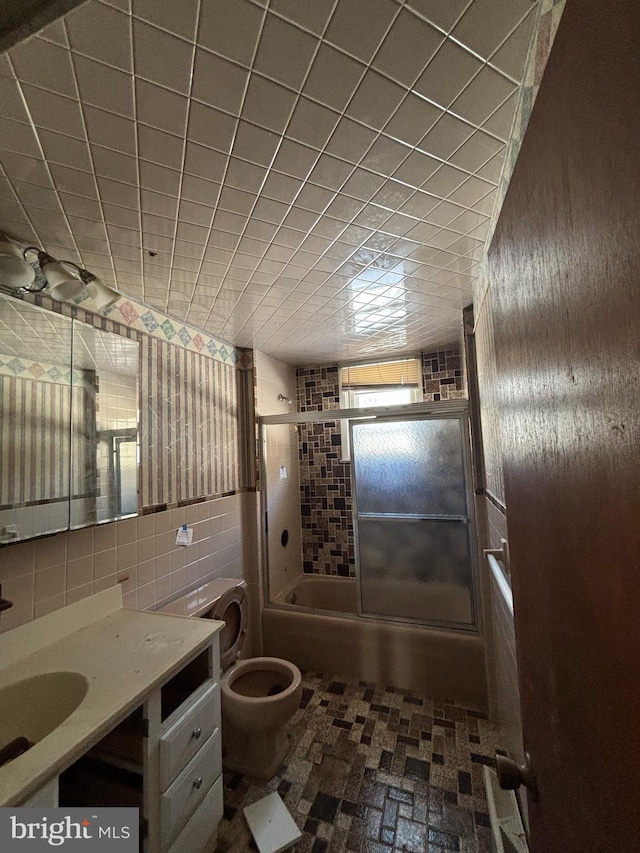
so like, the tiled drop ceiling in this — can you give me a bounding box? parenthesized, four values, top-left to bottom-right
(0, 0, 537, 365)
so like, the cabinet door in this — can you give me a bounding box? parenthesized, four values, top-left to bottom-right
(160, 731, 221, 848)
(160, 682, 220, 790)
(167, 776, 223, 853)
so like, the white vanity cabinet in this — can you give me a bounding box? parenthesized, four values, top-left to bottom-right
(57, 634, 223, 853)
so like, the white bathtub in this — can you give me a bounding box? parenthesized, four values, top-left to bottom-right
(264, 574, 487, 705)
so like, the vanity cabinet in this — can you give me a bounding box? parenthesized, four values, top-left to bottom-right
(57, 635, 223, 853)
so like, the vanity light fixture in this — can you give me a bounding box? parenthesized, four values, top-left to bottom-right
(0, 239, 38, 291)
(23, 248, 120, 311)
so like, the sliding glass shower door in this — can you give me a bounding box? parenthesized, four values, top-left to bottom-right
(350, 414, 476, 629)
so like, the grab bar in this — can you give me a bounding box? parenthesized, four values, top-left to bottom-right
(485, 552, 513, 616)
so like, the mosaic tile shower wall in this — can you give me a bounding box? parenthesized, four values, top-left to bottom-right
(297, 365, 354, 578)
(296, 356, 467, 576)
(422, 350, 466, 402)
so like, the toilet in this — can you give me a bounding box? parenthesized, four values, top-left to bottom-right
(160, 578, 302, 780)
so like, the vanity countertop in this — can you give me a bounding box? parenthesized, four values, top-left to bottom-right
(0, 586, 223, 807)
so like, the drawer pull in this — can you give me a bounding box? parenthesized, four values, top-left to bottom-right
(192, 727, 202, 740)
(193, 777, 203, 790)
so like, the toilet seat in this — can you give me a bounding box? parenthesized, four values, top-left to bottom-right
(209, 585, 247, 671)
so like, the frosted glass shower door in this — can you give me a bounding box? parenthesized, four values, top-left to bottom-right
(351, 415, 476, 629)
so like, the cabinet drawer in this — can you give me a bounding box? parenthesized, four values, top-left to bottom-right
(160, 681, 220, 789)
(161, 730, 221, 847)
(167, 775, 223, 853)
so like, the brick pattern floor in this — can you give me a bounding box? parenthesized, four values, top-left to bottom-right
(216, 673, 504, 853)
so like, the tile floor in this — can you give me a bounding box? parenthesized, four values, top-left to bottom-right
(217, 673, 504, 853)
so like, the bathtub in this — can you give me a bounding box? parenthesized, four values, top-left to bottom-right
(264, 574, 487, 706)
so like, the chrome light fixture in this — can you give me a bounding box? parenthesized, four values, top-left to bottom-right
(24, 248, 120, 311)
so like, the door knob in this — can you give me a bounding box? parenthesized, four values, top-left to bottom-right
(495, 751, 539, 802)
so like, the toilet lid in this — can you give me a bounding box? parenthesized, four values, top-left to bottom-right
(212, 586, 247, 669)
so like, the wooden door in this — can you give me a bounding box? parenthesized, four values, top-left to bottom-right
(487, 0, 640, 850)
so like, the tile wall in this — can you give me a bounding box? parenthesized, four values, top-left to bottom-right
(296, 354, 467, 576)
(0, 493, 245, 634)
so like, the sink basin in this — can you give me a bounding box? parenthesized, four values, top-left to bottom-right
(0, 672, 89, 758)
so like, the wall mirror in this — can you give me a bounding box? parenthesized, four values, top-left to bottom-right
(0, 293, 139, 543)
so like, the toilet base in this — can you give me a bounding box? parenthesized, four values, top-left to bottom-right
(222, 720, 290, 781)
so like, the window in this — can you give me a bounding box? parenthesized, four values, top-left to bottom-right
(339, 358, 422, 460)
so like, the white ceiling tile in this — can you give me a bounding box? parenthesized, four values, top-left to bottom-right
(475, 150, 505, 183)
(137, 124, 184, 169)
(192, 51, 248, 116)
(133, 19, 194, 94)
(341, 169, 386, 202)
(98, 175, 138, 207)
(371, 180, 415, 211)
(23, 204, 67, 231)
(83, 105, 136, 155)
(360, 136, 410, 176)
(490, 8, 536, 80)
(448, 175, 495, 207)
(287, 98, 340, 149)
(453, 0, 534, 60)
(295, 183, 335, 213)
(103, 202, 139, 228)
(418, 113, 474, 160)
(73, 54, 134, 117)
(10, 37, 77, 98)
(132, 0, 199, 41)
(325, 0, 398, 63)
(0, 77, 30, 123)
(393, 149, 440, 188)
(261, 172, 301, 205)
(219, 185, 257, 215)
(303, 44, 365, 112)
(135, 79, 188, 137)
(413, 40, 482, 109)
(482, 91, 517, 141)
(346, 70, 405, 131)
(373, 9, 444, 86)
(421, 163, 469, 199)
(449, 130, 503, 171)
(270, 0, 335, 35)
(181, 173, 220, 206)
(451, 65, 516, 126)
(271, 139, 319, 180)
(308, 154, 353, 191)
(225, 158, 267, 194)
(242, 75, 296, 134)
(49, 163, 98, 198)
(199, 0, 264, 67)
(140, 188, 178, 218)
(384, 94, 442, 147)
(11, 180, 58, 212)
(66, 2, 132, 72)
(142, 211, 175, 238)
(20, 84, 86, 139)
(37, 128, 93, 172)
(0, 117, 41, 159)
(425, 200, 466, 226)
(138, 158, 181, 194)
(37, 18, 69, 47)
(65, 215, 108, 241)
(184, 141, 227, 181)
(325, 118, 377, 165)
(187, 101, 237, 154)
(232, 121, 279, 167)
(254, 14, 317, 90)
(91, 144, 137, 184)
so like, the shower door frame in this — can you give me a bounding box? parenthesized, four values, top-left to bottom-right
(259, 400, 479, 632)
(349, 409, 480, 633)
